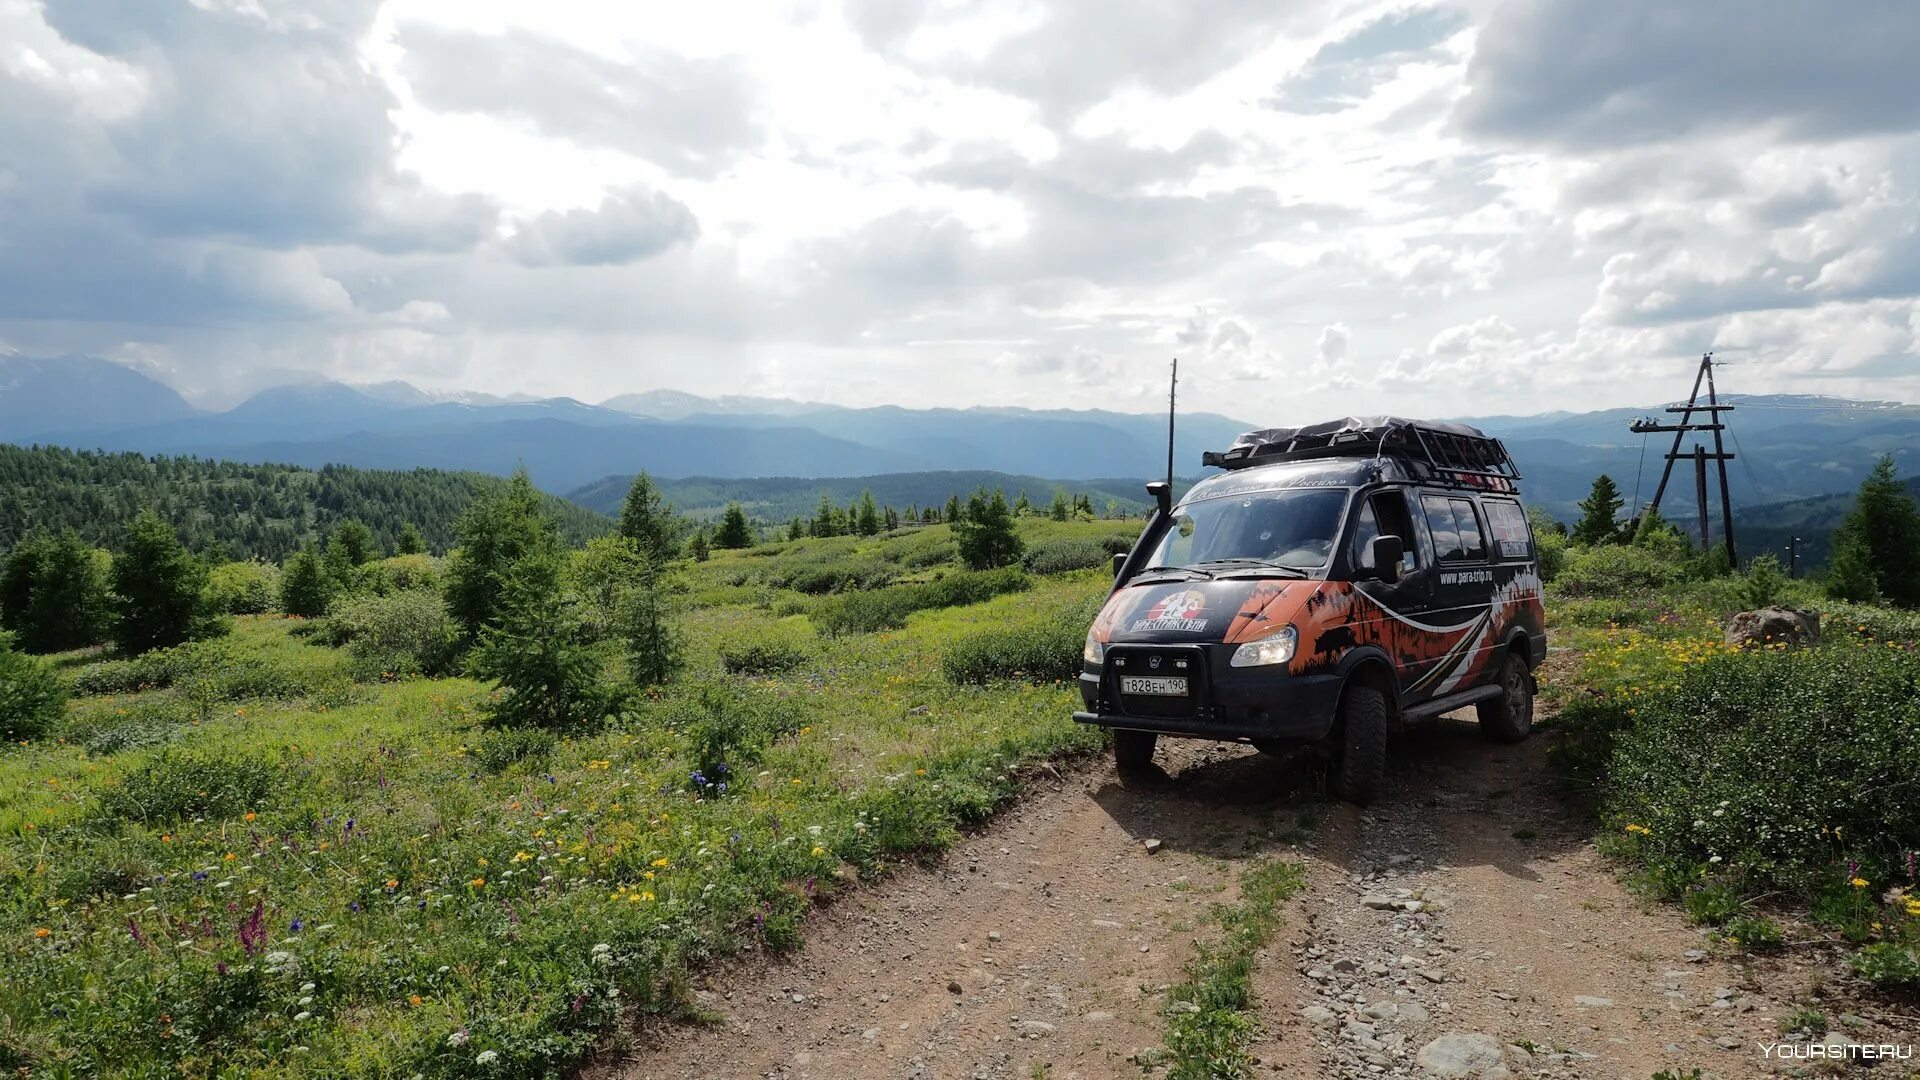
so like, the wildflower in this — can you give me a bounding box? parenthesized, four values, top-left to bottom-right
(34, 928, 50, 939)
(651, 857, 670, 868)
(447, 1029, 470, 1048)
(1851, 877, 1870, 889)
(244, 812, 256, 822)
(409, 994, 423, 1007)
(640, 890, 654, 901)
(386, 879, 399, 889)
(293, 1011, 312, 1022)
(1905, 898, 1920, 917)
(1624, 823, 1649, 835)
(469, 877, 486, 888)
(475, 1050, 499, 1066)
(811, 846, 827, 857)
(290, 918, 304, 933)
(224, 852, 237, 862)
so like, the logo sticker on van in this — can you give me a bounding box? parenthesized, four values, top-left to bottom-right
(1440, 569, 1495, 586)
(1131, 590, 1210, 633)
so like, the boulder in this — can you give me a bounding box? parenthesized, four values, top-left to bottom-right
(1415, 1032, 1508, 1077)
(1724, 607, 1820, 649)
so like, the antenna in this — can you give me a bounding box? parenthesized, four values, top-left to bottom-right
(1166, 357, 1178, 491)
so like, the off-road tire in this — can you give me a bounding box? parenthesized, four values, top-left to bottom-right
(1113, 730, 1158, 772)
(1333, 683, 1388, 805)
(1477, 652, 1534, 743)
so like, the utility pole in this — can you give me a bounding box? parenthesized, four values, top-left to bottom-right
(1788, 535, 1802, 578)
(1628, 353, 1738, 562)
(1166, 357, 1178, 491)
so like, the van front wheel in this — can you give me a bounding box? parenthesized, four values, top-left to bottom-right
(1113, 730, 1158, 772)
(1333, 682, 1388, 805)
(1477, 653, 1534, 743)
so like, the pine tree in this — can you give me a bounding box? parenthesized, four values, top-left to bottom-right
(1014, 490, 1032, 516)
(111, 510, 224, 653)
(0, 529, 110, 653)
(955, 489, 1025, 570)
(856, 491, 881, 536)
(1049, 490, 1071, 522)
(395, 522, 427, 555)
(445, 471, 551, 643)
(688, 530, 711, 562)
(326, 519, 377, 568)
(1834, 455, 1920, 607)
(787, 517, 805, 542)
(279, 545, 335, 617)
(811, 493, 837, 538)
(944, 494, 962, 523)
(883, 506, 900, 531)
(618, 552, 681, 688)
(1824, 521, 1881, 603)
(468, 537, 615, 730)
(618, 472, 678, 559)
(714, 502, 753, 549)
(1629, 505, 1690, 562)
(1572, 475, 1625, 546)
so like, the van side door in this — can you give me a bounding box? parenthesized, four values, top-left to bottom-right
(1347, 487, 1441, 692)
(1417, 492, 1498, 693)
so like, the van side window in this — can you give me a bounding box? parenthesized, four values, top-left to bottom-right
(1350, 490, 1419, 573)
(1421, 495, 1464, 562)
(1449, 498, 1486, 561)
(1481, 499, 1533, 560)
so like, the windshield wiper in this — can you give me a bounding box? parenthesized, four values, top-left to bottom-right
(1194, 558, 1309, 578)
(1132, 565, 1216, 581)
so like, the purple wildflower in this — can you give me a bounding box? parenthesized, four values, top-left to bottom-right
(239, 900, 266, 956)
(127, 918, 148, 947)
(290, 918, 303, 934)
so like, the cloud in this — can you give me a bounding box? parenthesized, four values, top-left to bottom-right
(1458, 1, 1920, 147)
(503, 186, 701, 267)
(1317, 323, 1350, 364)
(398, 23, 763, 179)
(1267, 6, 1467, 115)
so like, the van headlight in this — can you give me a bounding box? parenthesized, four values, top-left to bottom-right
(1083, 631, 1105, 666)
(1230, 625, 1297, 668)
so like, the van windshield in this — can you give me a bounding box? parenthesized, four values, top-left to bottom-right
(1146, 488, 1350, 571)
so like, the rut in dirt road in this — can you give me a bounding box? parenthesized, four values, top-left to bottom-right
(603, 719, 1901, 1080)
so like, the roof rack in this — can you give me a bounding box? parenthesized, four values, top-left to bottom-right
(1200, 416, 1522, 492)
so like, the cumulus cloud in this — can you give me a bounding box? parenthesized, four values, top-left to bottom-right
(398, 23, 763, 179)
(1267, 6, 1467, 115)
(1458, 1, 1920, 147)
(503, 186, 701, 268)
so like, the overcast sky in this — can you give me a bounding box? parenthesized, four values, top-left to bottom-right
(3, 0, 1917, 417)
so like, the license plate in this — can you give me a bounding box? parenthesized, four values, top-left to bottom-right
(1121, 676, 1188, 697)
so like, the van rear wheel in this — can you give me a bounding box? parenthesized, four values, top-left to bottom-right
(1113, 730, 1158, 772)
(1333, 682, 1388, 805)
(1477, 653, 1534, 743)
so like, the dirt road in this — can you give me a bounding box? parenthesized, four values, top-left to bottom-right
(600, 718, 1904, 1080)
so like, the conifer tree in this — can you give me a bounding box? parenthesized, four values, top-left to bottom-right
(617, 472, 678, 559)
(1834, 455, 1920, 607)
(468, 535, 615, 730)
(1572, 475, 1625, 546)
(111, 511, 224, 653)
(714, 503, 753, 549)
(856, 491, 881, 536)
(787, 517, 806, 541)
(445, 471, 551, 642)
(395, 522, 428, 555)
(279, 545, 335, 618)
(0, 529, 110, 653)
(955, 489, 1025, 570)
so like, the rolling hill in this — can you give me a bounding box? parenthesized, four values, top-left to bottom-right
(568, 471, 1158, 523)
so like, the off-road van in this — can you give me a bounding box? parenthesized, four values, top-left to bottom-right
(1074, 417, 1547, 804)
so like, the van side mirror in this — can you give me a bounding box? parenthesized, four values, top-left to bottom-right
(1367, 535, 1404, 583)
(1144, 480, 1172, 515)
(1112, 552, 1127, 580)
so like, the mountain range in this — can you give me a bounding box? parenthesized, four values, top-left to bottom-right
(1, 356, 1914, 527)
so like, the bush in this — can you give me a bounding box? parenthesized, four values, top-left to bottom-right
(1850, 942, 1920, 990)
(346, 554, 442, 597)
(666, 683, 803, 796)
(1021, 538, 1111, 575)
(471, 727, 557, 773)
(942, 594, 1102, 684)
(1736, 553, 1788, 610)
(812, 568, 1030, 636)
(778, 557, 897, 595)
(719, 625, 813, 676)
(205, 561, 279, 615)
(328, 590, 461, 678)
(1723, 915, 1784, 952)
(0, 632, 67, 741)
(1554, 544, 1684, 598)
(1533, 528, 1568, 583)
(1598, 644, 1920, 890)
(95, 750, 287, 824)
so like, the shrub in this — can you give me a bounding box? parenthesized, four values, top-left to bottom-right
(1849, 942, 1920, 990)
(942, 594, 1101, 684)
(66, 699, 188, 756)
(206, 561, 279, 615)
(0, 632, 67, 741)
(1553, 544, 1684, 598)
(778, 558, 897, 595)
(1736, 553, 1788, 610)
(346, 554, 442, 597)
(1021, 538, 1111, 575)
(812, 568, 1030, 636)
(1822, 601, 1920, 644)
(1723, 915, 1784, 952)
(95, 751, 286, 824)
(278, 546, 334, 617)
(69, 653, 174, 696)
(1681, 882, 1741, 926)
(900, 538, 959, 569)
(328, 590, 461, 678)
(1599, 644, 1920, 890)
(472, 727, 557, 773)
(667, 683, 803, 796)
(1533, 527, 1568, 583)
(719, 625, 812, 676)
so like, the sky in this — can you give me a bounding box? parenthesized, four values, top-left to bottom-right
(2, 0, 1918, 418)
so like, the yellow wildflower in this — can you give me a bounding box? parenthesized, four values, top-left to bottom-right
(811, 846, 827, 857)
(1850, 876, 1869, 889)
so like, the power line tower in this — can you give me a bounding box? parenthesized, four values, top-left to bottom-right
(1628, 353, 1738, 564)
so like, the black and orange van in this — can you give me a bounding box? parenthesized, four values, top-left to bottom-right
(1075, 417, 1546, 803)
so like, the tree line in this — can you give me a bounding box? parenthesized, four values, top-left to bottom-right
(0, 444, 610, 562)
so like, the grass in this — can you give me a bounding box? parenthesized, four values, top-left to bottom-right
(0, 518, 1126, 1077)
(1161, 859, 1306, 1080)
